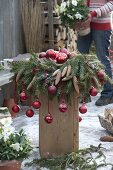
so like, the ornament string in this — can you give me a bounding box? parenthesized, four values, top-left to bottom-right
(51, 66, 55, 86)
(44, 69, 50, 114)
(28, 95, 32, 108)
(82, 92, 85, 103)
(22, 81, 25, 90)
(51, 66, 53, 78)
(81, 84, 85, 103)
(61, 82, 65, 102)
(14, 77, 17, 104)
(44, 70, 48, 86)
(48, 95, 50, 114)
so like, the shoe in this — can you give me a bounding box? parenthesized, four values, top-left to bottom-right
(95, 96, 113, 106)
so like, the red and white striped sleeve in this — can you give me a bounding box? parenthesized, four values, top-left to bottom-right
(96, 1, 113, 17)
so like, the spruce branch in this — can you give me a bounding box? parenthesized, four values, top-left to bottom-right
(11, 53, 113, 103)
(25, 144, 113, 170)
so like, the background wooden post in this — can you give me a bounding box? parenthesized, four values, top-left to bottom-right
(39, 92, 79, 158)
(48, 0, 54, 49)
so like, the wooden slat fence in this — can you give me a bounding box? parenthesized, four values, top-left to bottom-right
(0, 0, 25, 60)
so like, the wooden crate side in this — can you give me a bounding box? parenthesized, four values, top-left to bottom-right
(39, 93, 79, 158)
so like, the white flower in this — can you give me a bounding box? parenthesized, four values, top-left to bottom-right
(2, 126, 15, 141)
(3, 126, 15, 135)
(67, 14, 74, 19)
(60, 2, 67, 13)
(75, 12, 83, 19)
(72, 0, 78, 6)
(10, 143, 20, 152)
(3, 134, 10, 142)
(0, 117, 12, 126)
(20, 146, 23, 151)
(66, 1, 70, 7)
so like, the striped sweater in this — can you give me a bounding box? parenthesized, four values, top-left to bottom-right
(87, 0, 113, 30)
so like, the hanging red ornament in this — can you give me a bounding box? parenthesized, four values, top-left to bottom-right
(89, 87, 98, 96)
(48, 85, 57, 94)
(20, 90, 27, 101)
(78, 115, 82, 122)
(59, 101, 68, 112)
(79, 103, 87, 114)
(97, 70, 104, 80)
(26, 108, 34, 117)
(12, 104, 20, 113)
(44, 113, 53, 124)
(32, 100, 41, 109)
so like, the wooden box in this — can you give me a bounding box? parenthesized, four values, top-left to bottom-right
(39, 93, 79, 158)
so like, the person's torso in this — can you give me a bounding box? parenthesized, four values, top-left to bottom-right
(88, 0, 113, 30)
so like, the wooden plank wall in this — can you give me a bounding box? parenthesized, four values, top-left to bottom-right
(0, 0, 25, 60)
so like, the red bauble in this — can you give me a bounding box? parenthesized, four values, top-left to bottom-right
(78, 116, 82, 122)
(39, 52, 47, 58)
(20, 90, 27, 101)
(59, 101, 68, 112)
(48, 85, 57, 94)
(26, 108, 34, 117)
(46, 49, 56, 59)
(89, 87, 98, 96)
(44, 113, 53, 124)
(55, 51, 59, 58)
(60, 48, 71, 58)
(79, 103, 87, 114)
(32, 100, 41, 109)
(97, 70, 104, 80)
(12, 104, 20, 113)
(56, 52, 68, 64)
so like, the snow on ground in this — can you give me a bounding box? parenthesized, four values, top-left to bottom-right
(13, 94, 113, 169)
(80, 94, 113, 169)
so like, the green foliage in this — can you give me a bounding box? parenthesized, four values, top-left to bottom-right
(55, 0, 89, 29)
(11, 53, 113, 103)
(0, 118, 32, 161)
(26, 144, 113, 170)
